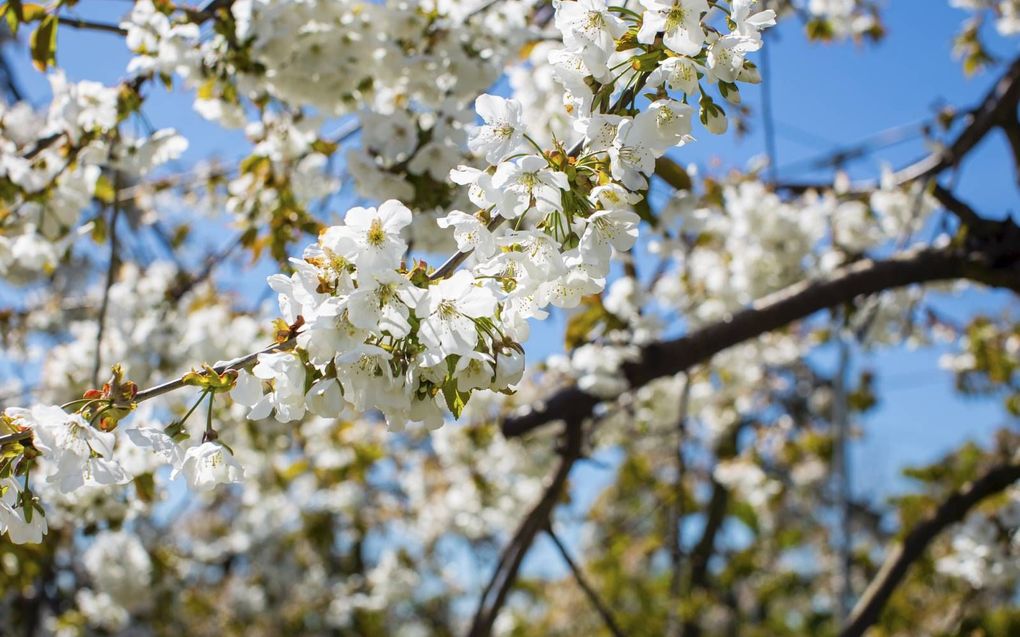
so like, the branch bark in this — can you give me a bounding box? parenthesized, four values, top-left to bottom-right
(503, 240, 1020, 439)
(678, 423, 742, 637)
(546, 526, 626, 637)
(839, 461, 1020, 637)
(56, 16, 127, 36)
(894, 55, 1020, 185)
(776, 54, 1020, 199)
(466, 421, 584, 637)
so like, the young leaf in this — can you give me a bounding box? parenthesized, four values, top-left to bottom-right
(29, 14, 58, 72)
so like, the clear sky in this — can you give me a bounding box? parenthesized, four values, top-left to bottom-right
(3, 1, 1017, 504)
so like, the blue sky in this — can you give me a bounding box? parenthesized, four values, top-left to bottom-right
(3, 1, 1017, 501)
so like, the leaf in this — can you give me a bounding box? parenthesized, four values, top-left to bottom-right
(133, 472, 156, 503)
(441, 378, 469, 418)
(311, 139, 338, 155)
(181, 364, 238, 393)
(565, 296, 607, 351)
(29, 14, 58, 72)
(20, 3, 46, 22)
(93, 174, 115, 204)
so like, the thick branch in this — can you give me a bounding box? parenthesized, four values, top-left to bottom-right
(504, 59, 1020, 441)
(1003, 123, 1020, 186)
(502, 242, 1020, 439)
(839, 461, 1020, 637)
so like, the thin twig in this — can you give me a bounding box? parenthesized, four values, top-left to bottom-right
(760, 31, 778, 184)
(23, 133, 64, 160)
(133, 338, 293, 404)
(831, 319, 853, 626)
(429, 216, 505, 281)
(545, 525, 627, 637)
(466, 421, 584, 637)
(165, 235, 243, 303)
(0, 430, 33, 446)
(56, 16, 127, 35)
(429, 137, 586, 281)
(91, 179, 122, 388)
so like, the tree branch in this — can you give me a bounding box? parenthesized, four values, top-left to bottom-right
(839, 461, 1020, 637)
(502, 240, 1020, 439)
(132, 338, 293, 404)
(894, 55, 1020, 184)
(466, 421, 584, 637)
(56, 16, 127, 36)
(1004, 131, 1020, 187)
(431, 137, 586, 281)
(679, 424, 742, 637)
(665, 373, 692, 637)
(430, 216, 505, 281)
(777, 54, 1020, 195)
(91, 180, 122, 388)
(545, 525, 626, 637)
(503, 56, 1020, 442)
(930, 183, 989, 231)
(184, 0, 235, 23)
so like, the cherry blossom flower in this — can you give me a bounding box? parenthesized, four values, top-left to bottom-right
(172, 442, 245, 492)
(321, 200, 413, 272)
(638, 0, 710, 56)
(417, 271, 498, 363)
(468, 94, 525, 164)
(491, 155, 570, 218)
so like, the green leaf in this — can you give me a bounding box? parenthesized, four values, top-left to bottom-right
(93, 174, 115, 204)
(29, 14, 58, 72)
(20, 2, 46, 22)
(441, 378, 469, 418)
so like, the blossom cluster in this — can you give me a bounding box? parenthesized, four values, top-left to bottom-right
(951, 0, 1020, 36)
(0, 73, 186, 281)
(227, 0, 778, 430)
(1, 261, 261, 545)
(936, 485, 1020, 588)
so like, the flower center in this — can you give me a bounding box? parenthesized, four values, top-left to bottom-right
(377, 283, 396, 304)
(518, 172, 539, 190)
(583, 11, 605, 34)
(494, 123, 515, 139)
(366, 218, 386, 246)
(665, 5, 687, 33)
(438, 301, 459, 318)
(204, 450, 224, 469)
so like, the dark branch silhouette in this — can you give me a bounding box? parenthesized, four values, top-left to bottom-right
(840, 461, 1020, 637)
(466, 421, 584, 637)
(546, 526, 626, 637)
(503, 236, 1020, 439)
